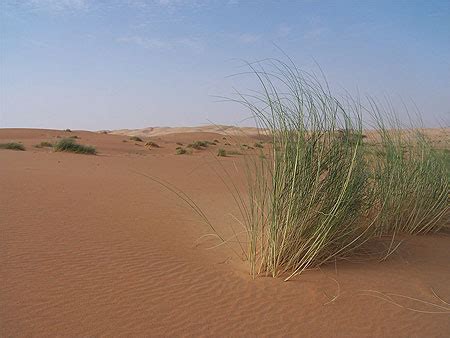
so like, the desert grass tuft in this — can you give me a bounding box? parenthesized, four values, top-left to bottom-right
(54, 138, 96, 154)
(367, 103, 449, 238)
(130, 136, 143, 142)
(176, 147, 190, 155)
(154, 57, 449, 281)
(217, 148, 227, 157)
(0, 142, 25, 151)
(35, 141, 53, 148)
(145, 141, 160, 148)
(187, 141, 209, 150)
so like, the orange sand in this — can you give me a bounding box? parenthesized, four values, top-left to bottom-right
(1, 128, 449, 336)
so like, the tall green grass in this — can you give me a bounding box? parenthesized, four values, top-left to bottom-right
(227, 59, 448, 279)
(368, 104, 448, 238)
(229, 60, 379, 279)
(156, 58, 449, 280)
(54, 138, 96, 154)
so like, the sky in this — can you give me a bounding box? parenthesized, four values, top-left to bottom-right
(1, 0, 449, 130)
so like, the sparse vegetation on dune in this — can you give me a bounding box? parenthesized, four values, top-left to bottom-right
(0, 142, 25, 151)
(187, 141, 209, 150)
(217, 148, 227, 157)
(368, 109, 448, 238)
(166, 59, 448, 280)
(176, 147, 190, 155)
(130, 136, 143, 142)
(54, 138, 96, 154)
(145, 141, 160, 148)
(227, 150, 243, 156)
(34, 141, 53, 148)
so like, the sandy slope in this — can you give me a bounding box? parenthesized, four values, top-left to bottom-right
(1, 128, 449, 337)
(110, 124, 265, 138)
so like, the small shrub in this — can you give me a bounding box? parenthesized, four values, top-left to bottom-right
(54, 138, 96, 154)
(176, 148, 188, 155)
(130, 136, 143, 142)
(145, 141, 160, 148)
(0, 142, 25, 151)
(35, 141, 53, 148)
(254, 142, 264, 148)
(176, 142, 183, 146)
(187, 141, 208, 150)
(217, 148, 227, 157)
(227, 150, 242, 156)
(214, 139, 220, 143)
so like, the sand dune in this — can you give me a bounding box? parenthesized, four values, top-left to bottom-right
(109, 124, 265, 138)
(1, 128, 449, 336)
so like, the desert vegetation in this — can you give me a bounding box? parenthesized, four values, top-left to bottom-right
(187, 141, 209, 150)
(176, 147, 190, 155)
(0, 142, 25, 151)
(35, 141, 53, 148)
(176, 59, 448, 281)
(145, 141, 160, 148)
(54, 138, 96, 155)
(130, 136, 143, 142)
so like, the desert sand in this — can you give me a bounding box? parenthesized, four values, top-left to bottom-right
(1, 128, 449, 337)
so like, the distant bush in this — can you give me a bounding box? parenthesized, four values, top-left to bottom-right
(34, 141, 53, 148)
(176, 142, 183, 146)
(217, 148, 227, 157)
(130, 136, 143, 142)
(0, 142, 25, 151)
(54, 138, 96, 154)
(213, 139, 220, 143)
(187, 141, 208, 150)
(227, 150, 242, 156)
(176, 147, 188, 155)
(145, 141, 160, 148)
(254, 142, 264, 148)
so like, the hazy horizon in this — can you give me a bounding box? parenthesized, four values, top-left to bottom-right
(1, 0, 449, 130)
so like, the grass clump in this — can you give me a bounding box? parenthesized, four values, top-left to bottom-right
(0, 142, 25, 151)
(227, 150, 243, 156)
(54, 138, 96, 154)
(35, 141, 53, 148)
(234, 62, 372, 280)
(158, 58, 449, 281)
(145, 141, 160, 148)
(368, 107, 448, 237)
(254, 142, 264, 148)
(217, 148, 227, 157)
(187, 141, 209, 150)
(130, 136, 143, 142)
(176, 147, 190, 155)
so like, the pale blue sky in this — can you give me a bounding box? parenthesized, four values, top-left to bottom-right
(1, 0, 449, 130)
